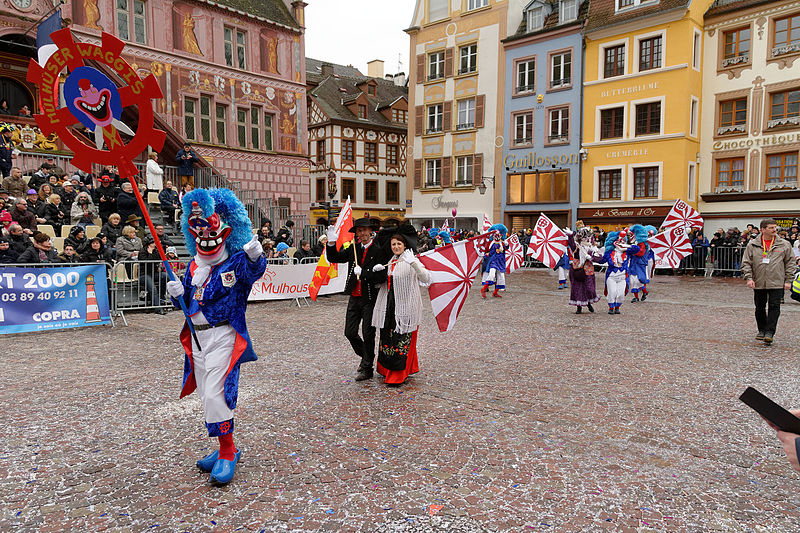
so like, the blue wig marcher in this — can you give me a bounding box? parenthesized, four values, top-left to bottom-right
(643, 225, 658, 293)
(595, 229, 632, 314)
(627, 224, 650, 302)
(481, 224, 508, 298)
(167, 188, 266, 485)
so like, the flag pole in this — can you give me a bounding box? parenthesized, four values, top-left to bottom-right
(120, 155, 201, 350)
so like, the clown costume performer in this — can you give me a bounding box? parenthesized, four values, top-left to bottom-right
(643, 225, 658, 298)
(596, 230, 631, 314)
(166, 188, 266, 485)
(555, 253, 569, 290)
(627, 224, 650, 303)
(481, 224, 507, 298)
(565, 227, 601, 314)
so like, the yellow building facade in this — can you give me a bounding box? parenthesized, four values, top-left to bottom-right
(579, 0, 712, 230)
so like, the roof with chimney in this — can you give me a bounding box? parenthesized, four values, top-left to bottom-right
(309, 74, 408, 131)
(584, 0, 690, 33)
(504, 0, 589, 43)
(306, 58, 364, 86)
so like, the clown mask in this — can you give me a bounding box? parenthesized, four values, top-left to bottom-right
(187, 201, 231, 262)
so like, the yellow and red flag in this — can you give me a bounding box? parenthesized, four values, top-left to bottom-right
(309, 249, 338, 301)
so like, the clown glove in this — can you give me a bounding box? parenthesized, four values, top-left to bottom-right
(244, 236, 262, 260)
(325, 225, 339, 242)
(166, 280, 184, 298)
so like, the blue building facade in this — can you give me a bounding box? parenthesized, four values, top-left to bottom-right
(500, 0, 587, 230)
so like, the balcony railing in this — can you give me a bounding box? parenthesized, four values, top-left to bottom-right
(721, 53, 749, 67)
(772, 43, 800, 57)
(516, 84, 535, 93)
(551, 78, 571, 88)
(458, 66, 477, 75)
(548, 134, 568, 143)
(455, 122, 475, 131)
(427, 72, 444, 82)
(514, 136, 533, 144)
(426, 126, 443, 134)
(765, 179, 798, 191)
(767, 116, 800, 129)
(424, 180, 441, 188)
(717, 124, 747, 135)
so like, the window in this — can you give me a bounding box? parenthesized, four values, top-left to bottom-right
(514, 112, 533, 145)
(719, 98, 747, 134)
(551, 52, 571, 88)
(467, 0, 488, 10)
(600, 107, 624, 139)
(215, 104, 227, 144)
(690, 97, 699, 137)
(427, 104, 443, 134)
(224, 28, 246, 69)
(457, 98, 475, 129)
(316, 178, 326, 202)
(617, 0, 653, 9)
(365, 142, 377, 164)
(116, 0, 146, 44)
(618, 0, 635, 7)
(426, 159, 442, 187)
(722, 28, 750, 66)
(633, 167, 659, 198)
(774, 14, 800, 55)
(341, 178, 355, 200)
(365, 180, 378, 203)
(342, 140, 355, 162)
(392, 109, 407, 123)
(767, 152, 798, 185)
(184, 98, 197, 140)
(639, 36, 662, 71)
(688, 162, 697, 201)
(527, 7, 544, 31)
(250, 108, 260, 149)
(548, 107, 569, 143)
(459, 44, 477, 74)
(517, 58, 535, 93)
(367, 84, 376, 96)
(428, 51, 445, 80)
(264, 113, 274, 151)
(236, 30, 246, 69)
(428, 0, 448, 21)
(358, 104, 367, 119)
(560, 0, 577, 23)
(693, 30, 701, 69)
(316, 140, 325, 163)
(456, 155, 473, 185)
(507, 172, 569, 203)
(598, 169, 622, 200)
(236, 108, 247, 148)
(768, 89, 800, 127)
(635, 102, 661, 136)
(387, 145, 399, 166)
(604, 45, 625, 78)
(199, 96, 211, 142)
(716, 158, 745, 189)
(386, 181, 399, 204)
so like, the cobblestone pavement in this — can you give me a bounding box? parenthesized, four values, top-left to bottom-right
(3, 271, 800, 532)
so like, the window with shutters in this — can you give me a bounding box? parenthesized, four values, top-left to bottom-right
(387, 144, 399, 166)
(428, 51, 445, 81)
(600, 107, 624, 140)
(316, 140, 325, 163)
(635, 101, 661, 136)
(427, 104, 443, 134)
(365, 142, 377, 164)
(459, 44, 477, 74)
(516, 58, 535, 94)
(715, 157, 745, 190)
(425, 159, 442, 187)
(633, 166, 659, 198)
(457, 98, 475, 130)
(341, 178, 355, 200)
(603, 44, 625, 78)
(184, 98, 197, 141)
(598, 169, 622, 200)
(342, 140, 355, 163)
(386, 181, 399, 204)
(513, 111, 533, 146)
(455, 155, 473, 186)
(364, 180, 378, 203)
(550, 51, 571, 89)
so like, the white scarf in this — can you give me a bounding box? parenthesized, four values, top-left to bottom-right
(372, 258, 430, 334)
(191, 248, 229, 287)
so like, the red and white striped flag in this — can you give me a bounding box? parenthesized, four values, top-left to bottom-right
(482, 213, 492, 232)
(505, 234, 524, 274)
(333, 196, 353, 250)
(662, 199, 704, 230)
(527, 214, 568, 268)
(418, 235, 485, 332)
(441, 218, 449, 233)
(647, 227, 692, 268)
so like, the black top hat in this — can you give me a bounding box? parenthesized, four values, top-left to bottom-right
(376, 223, 418, 254)
(349, 217, 381, 232)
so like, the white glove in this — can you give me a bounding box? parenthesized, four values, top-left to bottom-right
(325, 225, 339, 242)
(372, 263, 386, 272)
(563, 227, 574, 236)
(399, 249, 415, 263)
(166, 280, 184, 298)
(353, 266, 362, 276)
(243, 235, 262, 261)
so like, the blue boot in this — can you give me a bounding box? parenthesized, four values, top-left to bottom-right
(196, 450, 219, 472)
(209, 450, 242, 485)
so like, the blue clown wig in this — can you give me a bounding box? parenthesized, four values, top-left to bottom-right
(629, 224, 648, 245)
(645, 225, 658, 236)
(604, 231, 622, 252)
(428, 228, 440, 239)
(439, 231, 452, 244)
(488, 223, 508, 239)
(180, 188, 253, 256)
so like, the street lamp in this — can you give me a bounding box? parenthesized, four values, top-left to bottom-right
(477, 176, 495, 195)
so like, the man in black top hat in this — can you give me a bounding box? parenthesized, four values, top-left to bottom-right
(325, 217, 385, 380)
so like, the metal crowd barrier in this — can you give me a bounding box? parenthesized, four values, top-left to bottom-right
(110, 259, 180, 324)
(673, 245, 744, 276)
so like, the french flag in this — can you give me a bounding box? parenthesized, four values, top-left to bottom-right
(36, 9, 62, 66)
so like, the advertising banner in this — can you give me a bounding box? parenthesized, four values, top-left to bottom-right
(0, 265, 111, 334)
(249, 263, 347, 301)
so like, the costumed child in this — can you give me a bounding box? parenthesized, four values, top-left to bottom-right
(555, 252, 569, 290)
(166, 188, 267, 485)
(627, 224, 649, 303)
(643, 225, 657, 298)
(596, 229, 631, 314)
(481, 224, 507, 298)
(565, 226, 601, 314)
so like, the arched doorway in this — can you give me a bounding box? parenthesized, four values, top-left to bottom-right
(0, 77, 34, 115)
(0, 33, 37, 115)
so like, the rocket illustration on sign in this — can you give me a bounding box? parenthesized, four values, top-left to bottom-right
(63, 66, 136, 150)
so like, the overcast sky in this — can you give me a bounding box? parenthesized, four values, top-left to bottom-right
(304, 0, 416, 76)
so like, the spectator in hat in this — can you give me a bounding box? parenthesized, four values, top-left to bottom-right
(312, 234, 327, 257)
(69, 175, 89, 194)
(2, 167, 26, 198)
(116, 225, 142, 276)
(0, 236, 19, 263)
(59, 181, 77, 213)
(261, 238, 275, 258)
(99, 165, 121, 187)
(0, 209, 12, 236)
(116, 181, 141, 223)
(94, 173, 119, 223)
(65, 225, 89, 255)
(275, 241, 290, 263)
(101, 213, 123, 245)
(275, 220, 294, 247)
(43, 194, 68, 234)
(26, 188, 45, 223)
(176, 142, 199, 187)
(17, 232, 60, 263)
(125, 213, 145, 240)
(0, 188, 9, 204)
(70, 191, 98, 227)
(10, 198, 37, 234)
(7, 223, 31, 254)
(165, 246, 185, 275)
(158, 180, 179, 226)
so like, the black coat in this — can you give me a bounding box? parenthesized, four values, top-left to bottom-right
(325, 240, 386, 301)
(101, 222, 123, 244)
(8, 233, 31, 254)
(0, 248, 19, 263)
(43, 203, 69, 228)
(94, 185, 119, 217)
(18, 246, 60, 263)
(116, 191, 142, 222)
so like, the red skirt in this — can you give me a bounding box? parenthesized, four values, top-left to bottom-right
(377, 329, 419, 384)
